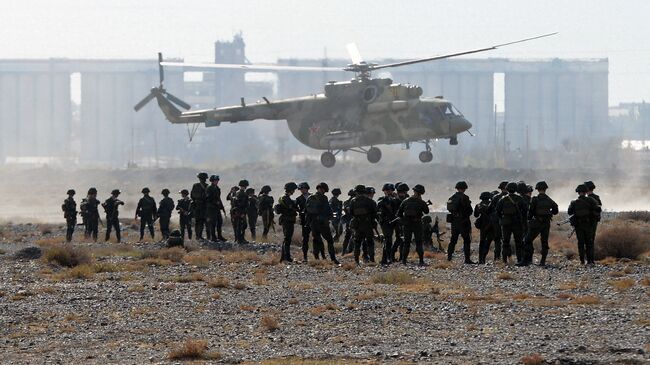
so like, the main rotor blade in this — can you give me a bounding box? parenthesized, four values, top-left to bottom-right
(164, 91, 192, 110)
(160, 61, 343, 73)
(134, 92, 156, 111)
(158, 52, 164, 85)
(371, 32, 558, 71)
(346, 43, 364, 64)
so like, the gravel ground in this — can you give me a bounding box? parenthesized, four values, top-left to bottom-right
(0, 223, 649, 365)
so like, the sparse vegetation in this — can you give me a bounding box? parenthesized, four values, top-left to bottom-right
(618, 211, 650, 223)
(208, 276, 230, 288)
(261, 315, 280, 332)
(609, 278, 635, 291)
(172, 273, 205, 283)
(167, 339, 220, 361)
(520, 353, 545, 365)
(595, 222, 650, 260)
(370, 270, 414, 285)
(497, 272, 514, 280)
(43, 245, 92, 267)
(571, 295, 601, 305)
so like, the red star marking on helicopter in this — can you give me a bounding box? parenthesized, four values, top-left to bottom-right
(309, 123, 321, 135)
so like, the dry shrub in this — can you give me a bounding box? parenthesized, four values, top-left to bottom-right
(609, 278, 635, 292)
(43, 245, 92, 267)
(609, 270, 626, 278)
(240, 305, 256, 311)
(92, 245, 143, 259)
(233, 282, 247, 290)
(260, 315, 280, 332)
(156, 247, 186, 262)
(512, 293, 532, 300)
(309, 303, 339, 316)
(288, 298, 299, 305)
(497, 272, 514, 280)
(434, 261, 453, 269)
(595, 223, 650, 260)
(353, 290, 388, 301)
(599, 257, 619, 265)
(520, 353, 545, 365)
(557, 281, 579, 290)
(261, 254, 280, 266)
(127, 285, 145, 293)
(211, 293, 220, 300)
(208, 276, 230, 288)
(253, 271, 268, 286)
(371, 270, 414, 285)
(223, 250, 261, 263)
(618, 211, 650, 222)
(168, 339, 220, 360)
(183, 254, 210, 267)
(60, 264, 95, 280)
(341, 262, 357, 271)
(172, 273, 205, 283)
(571, 295, 600, 305)
(641, 277, 650, 286)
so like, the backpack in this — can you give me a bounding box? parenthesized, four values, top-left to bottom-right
(305, 196, 320, 215)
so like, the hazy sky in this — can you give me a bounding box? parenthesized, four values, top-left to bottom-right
(3, 0, 649, 104)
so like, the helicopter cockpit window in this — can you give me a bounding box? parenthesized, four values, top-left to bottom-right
(438, 104, 463, 117)
(451, 104, 464, 117)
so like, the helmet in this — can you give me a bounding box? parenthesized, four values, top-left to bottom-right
(348, 189, 355, 197)
(209, 175, 220, 182)
(260, 185, 272, 194)
(169, 229, 182, 238)
(366, 186, 376, 195)
(535, 181, 549, 190)
(238, 179, 249, 187)
(67, 189, 76, 195)
(396, 183, 410, 192)
(413, 184, 425, 194)
(141, 187, 150, 194)
(395, 182, 403, 190)
(516, 181, 527, 195)
(382, 183, 395, 191)
(575, 184, 588, 193)
(111, 189, 121, 195)
(491, 190, 500, 197)
(87, 187, 97, 195)
(479, 191, 492, 200)
(298, 182, 310, 190)
(316, 182, 329, 192)
(245, 188, 255, 194)
(331, 188, 342, 195)
(161, 188, 170, 195)
(197, 172, 208, 180)
(455, 181, 468, 190)
(284, 182, 298, 191)
(584, 181, 596, 190)
(422, 215, 433, 223)
(526, 185, 534, 194)
(506, 182, 518, 193)
(354, 184, 367, 194)
(498, 181, 509, 190)
(179, 189, 189, 195)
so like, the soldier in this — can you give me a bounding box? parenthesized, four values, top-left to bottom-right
(103, 189, 124, 243)
(83, 187, 100, 242)
(276, 182, 299, 262)
(392, 183, 410, 262)
(496, 182, 527, 264)
(446, 181, 475, 264)
(584, 181, 602, 246)
(206, 175, 226, 242)
(568, 184, 601, 265)
(135, 187, 157, 241)
(517, 182, 533, 253)
(489, 181, 509, 261)
(377, 183, 399, 264)
(176, 189, 193, 240)
(363, 186, 378, 262)
(305, 182, 340, 264)
(329, 188, 343, 241)
(257, 185, 275, 240)
(158, 189, 175, 240)
(246, 188, 258, 240)
(523, 181, 559, 266)
(190, 172, 209, 240)
(62, 189, 77, 242)
(295, 182, 312, 261)
(341, 189, 356, 254)
(349, 184, 378, 265)
(231, 180, 250, 244)
(474, 191, 495, 264)
(396, 184, 429, 266)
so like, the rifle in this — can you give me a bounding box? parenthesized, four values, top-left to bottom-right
(556, 215, 574, 226)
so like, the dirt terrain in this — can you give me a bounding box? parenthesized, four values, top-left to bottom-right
(0, 217, 649, 364)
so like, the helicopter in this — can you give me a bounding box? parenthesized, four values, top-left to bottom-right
(134, 33, 556, 167)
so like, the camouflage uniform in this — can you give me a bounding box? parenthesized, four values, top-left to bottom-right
(295, 183, 312, 261)
(158, 189, 175, 240)
(62, 190, 77, 242)
(349, 185, 378, 264)
(496, 183, 527, 264)
(524, 182, 559, 266)
(305, 183, 339, 264)
(82, 189, 100, 241)
(257, 186, 275, 240)
(246, 189, 258, 240)
(329, 189, 343, 241)
(377, 183, 399, 264)
(396, 185, 429, 265)
(103, 191, 124, 243)
(276, 182, 298, 262)
(474, 192, 495, 264)
(191, 173, 209, 239)
(206, 176, 225, 241)
(231, 181, 250, 243)
(446, 181, 474, 263)
(176, 191, 193, 240)
(341, 190, 355, 254)
(392, 183, 410, 261)
(568, 185, 601, 265)
(136, 188, 157, 241)
(489, 182, 508, 261)
(585, 181, 602, 247)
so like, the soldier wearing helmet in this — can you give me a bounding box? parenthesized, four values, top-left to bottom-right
(246, 188, 259, 240)
(136, 187, 157, 241)
(488, 181, 509, 261)
(82, 187, 101, 241)
(205, 175, 226, 242)
(377, 183, 400, 264)
(396, 184, 429, 266)
(329, 188, 344, 241)
(62, 189, 77, 242)
(305, 182, 340, 264)
(391, 182, 410, 262)
(158, 188, 175, 240)
(340, 189, 356, 254)
(446, 181, 474, 264)
(349, 184, 378, 265)
(474, 191, 495, 264)
(176, 189, 192, 240)
(275, 182, 299, 262)
(231, 180, 250, 243)
(257, 185, 275, 240)
(521, 181, 559, 266)
(495, 182, 528, 264)
(102, 189, 124, 243)
(191, 172, 209, 240)
(295, 182, 312, 261)
(568, 184, 601, 265)
(584, 181, 602, 247)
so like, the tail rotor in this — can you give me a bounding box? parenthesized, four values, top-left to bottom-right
(133, 52, 191, 112)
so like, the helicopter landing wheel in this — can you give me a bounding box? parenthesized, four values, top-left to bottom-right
(419, 150, 433, 163)
(321, 151, 336, 168)
(367, 147, 382, 163)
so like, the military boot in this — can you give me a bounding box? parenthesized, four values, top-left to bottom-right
(539, 253, 547, 267)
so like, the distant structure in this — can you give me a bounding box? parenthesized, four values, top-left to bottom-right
(0, 35, 611, 168)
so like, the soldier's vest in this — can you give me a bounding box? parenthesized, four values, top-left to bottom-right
(305, 196, 321, 215)
(446, 195, 460, 215)
(573, 198, 592, 218)
(474, 202, 490, 229)
(402, 199, 423, 219)
(535, 196, 555, 217)
(500, 196, 518, 216)
(139, 197, 156, 214)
